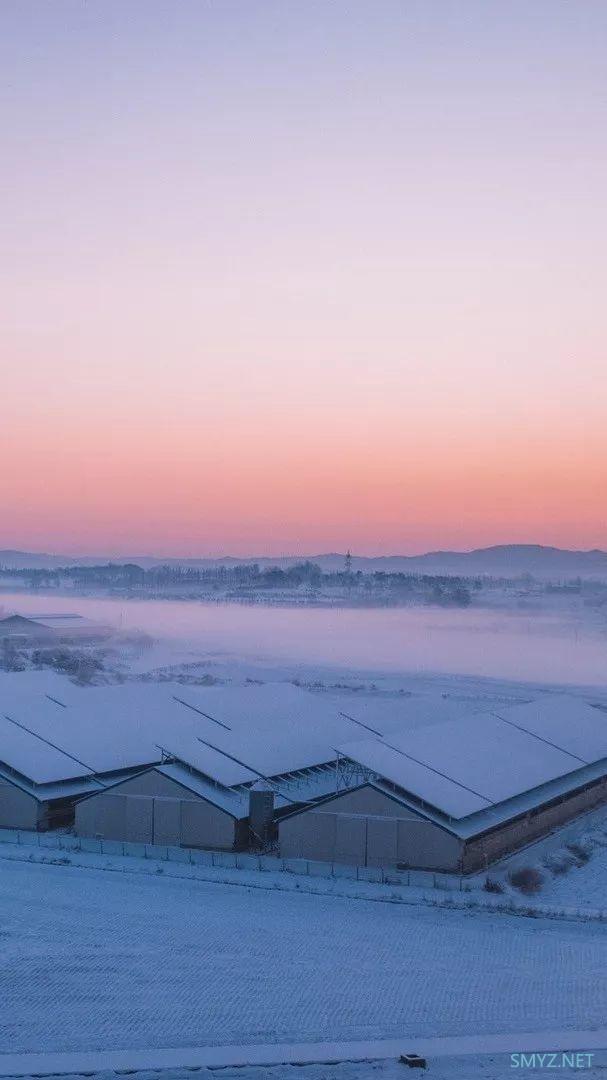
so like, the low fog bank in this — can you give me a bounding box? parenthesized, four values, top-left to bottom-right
(1, 590, 605, 688)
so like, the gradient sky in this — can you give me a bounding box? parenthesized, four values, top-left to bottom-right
(1, 1, 606, 557)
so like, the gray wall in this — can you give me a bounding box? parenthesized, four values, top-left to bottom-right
(316, 786, 425, 819)
(0, 779, 41, 830)
(279, 786, 463, 870)
(75, 769, 237, 849)
(100, 771, 201, 799)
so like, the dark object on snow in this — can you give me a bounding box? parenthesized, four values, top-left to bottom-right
(508, 865, 544, 894)
(400, 1053, 427, 1068)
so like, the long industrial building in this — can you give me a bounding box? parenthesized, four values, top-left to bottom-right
(72, 683, 380, 848)
(279, 696, 607, 871)
(1, 672, 607, 869)
(0, 676, 393, 845)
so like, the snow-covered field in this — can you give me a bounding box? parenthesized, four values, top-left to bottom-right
(1, 856, 606, 1055)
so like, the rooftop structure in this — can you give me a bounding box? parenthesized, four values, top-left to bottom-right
(280, 694, 607, 872)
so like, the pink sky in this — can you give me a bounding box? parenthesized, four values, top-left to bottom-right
(2, 1, 606, 557)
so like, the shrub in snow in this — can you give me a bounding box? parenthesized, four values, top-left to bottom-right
(566, 841, 592, 865)
(32, 647, 104, 684)
(508, 866, 544, 895)
(1, 639, 27, 672)
(483, 877, 505, 894)
(544, 850, 576, 875)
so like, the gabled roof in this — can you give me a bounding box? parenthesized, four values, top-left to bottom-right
(0, 762, 144, 804)
(337, 694, 607, 823)
(0, 711, 95, 784)
(156, 762, 250, 818)
(279, 758, 607, 841)
(0, 615, 55, 634)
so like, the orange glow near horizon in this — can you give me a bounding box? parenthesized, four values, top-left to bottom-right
(1, 2, 606, 557)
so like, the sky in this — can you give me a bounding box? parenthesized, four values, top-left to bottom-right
(1, 0, 606, 557)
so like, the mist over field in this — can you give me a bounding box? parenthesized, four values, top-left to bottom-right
(1, 590, 605, 687)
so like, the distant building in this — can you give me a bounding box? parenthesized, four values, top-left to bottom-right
(0, 613, 111, 644)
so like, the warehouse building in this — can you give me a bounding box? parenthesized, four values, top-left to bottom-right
(74, 756, 340, 849)
(69, 690, 510, 853)
(0, 612, 111, 643)
(0, 676, 379, 846)
(70, 682, 404, 849)
(279, 695, 607, 872)
(8, 672, 599, 868)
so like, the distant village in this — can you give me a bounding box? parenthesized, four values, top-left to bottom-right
(1, 559, 485, 608)
(2, 558, 607, 615)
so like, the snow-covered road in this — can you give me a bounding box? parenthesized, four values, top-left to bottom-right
(1, 859, 605, 1053)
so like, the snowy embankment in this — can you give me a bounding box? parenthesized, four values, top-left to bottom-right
(1, 1032, 606, 1079)
(2, 832, 606, 924)
(1, 852, 606, 1056)
(475, 802, 607, 910)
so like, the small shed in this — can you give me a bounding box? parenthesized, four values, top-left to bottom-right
(0, 613, 111, 643)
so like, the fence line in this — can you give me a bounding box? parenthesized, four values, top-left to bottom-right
(0, 826, 465, 891)
(3, 827, 606, 922)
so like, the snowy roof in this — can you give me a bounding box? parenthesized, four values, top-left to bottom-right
(156, 762, 250, 817)
(337, 737, 489, 818)
(0, 712, 94, 784)
(0, 615, 56, 635)
(491, 695, 607, 764)
(160, 683, 392, 783)
(4, 671, 570, 808)
(162, 684, 470, 783)
(1, 677, 364, 786)
(0, 613, 107, 634)
(322, 694, 472, 736)
(338, 694, 607, 821)
(26, 613, 106, 631)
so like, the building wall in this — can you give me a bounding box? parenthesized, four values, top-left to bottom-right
(319, 785, 426, 819)
(282, 775, 607, 873)
(99, 771, 201, 800)
(0, 779, 41, 830)
(75, 769, 238, 849)
(279, 786, 463, 870)
(462, 774, 607, 872)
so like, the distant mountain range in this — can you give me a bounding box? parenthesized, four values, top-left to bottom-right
(1, 544, 607, 580)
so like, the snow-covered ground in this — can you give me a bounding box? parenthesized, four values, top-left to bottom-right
(1, 855, 606, 1055)
(82, 1058, 607, 1079)
(2, 1052, 607, 1080)
(477, 802, 607, 910)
